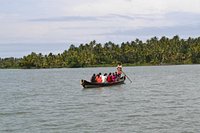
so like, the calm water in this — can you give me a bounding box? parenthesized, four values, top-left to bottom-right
(0, 65, 200, 133)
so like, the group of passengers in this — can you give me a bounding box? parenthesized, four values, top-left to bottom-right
(90, 72, 121, 83)
(90, 63, 123, 83)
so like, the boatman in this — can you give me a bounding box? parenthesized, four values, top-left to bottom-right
(117, 63, 122, 77)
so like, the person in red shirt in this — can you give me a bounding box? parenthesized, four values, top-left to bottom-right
(107, 73, 113, 82)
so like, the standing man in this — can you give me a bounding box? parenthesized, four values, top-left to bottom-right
(117, 63, 122, 76)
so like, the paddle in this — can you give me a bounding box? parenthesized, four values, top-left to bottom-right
(122, 71, 132, 83)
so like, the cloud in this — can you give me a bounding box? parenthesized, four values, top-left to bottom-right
(68, 0, 200, 16)
(96, 23, 200, 39)
(30, 16, 98, 22)
(29, 14, 136, 22)
(165, 12, 200, 25)
(90, 11, 200, 40)
(1, 0, 200, 57)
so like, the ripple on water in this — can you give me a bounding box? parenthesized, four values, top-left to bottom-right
(1, 66, 200, 132)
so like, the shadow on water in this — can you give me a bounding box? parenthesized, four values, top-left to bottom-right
(81, 84, 126, 91)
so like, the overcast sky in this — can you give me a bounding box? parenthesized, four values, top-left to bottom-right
(0, 0, 200, 57)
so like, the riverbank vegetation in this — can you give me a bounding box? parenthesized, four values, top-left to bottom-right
(1, 35, 200, 68)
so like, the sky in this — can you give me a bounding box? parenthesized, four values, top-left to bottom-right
(0, 0, 200, 58)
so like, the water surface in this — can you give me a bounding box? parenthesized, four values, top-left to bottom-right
(0, 65, 200, 133)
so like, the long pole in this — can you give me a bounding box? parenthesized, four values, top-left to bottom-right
(122, 71, 132, 83)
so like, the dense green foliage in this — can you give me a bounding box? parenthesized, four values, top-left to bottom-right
(1, 35, 200, 68)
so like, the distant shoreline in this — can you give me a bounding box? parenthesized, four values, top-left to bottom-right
(1, 36, 200, 69)
(0, 63, 198, 69)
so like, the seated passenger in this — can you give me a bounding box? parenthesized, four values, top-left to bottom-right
(102, 73, 107, 83)
(115, 72, 120, 81)
(107, 73, 113, 82)
(90, 74, 96, 82)
(96, 74, 102, 83)
(112, 73, 117, 82)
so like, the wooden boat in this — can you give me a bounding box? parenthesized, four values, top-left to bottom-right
(81, 76, 126, 88)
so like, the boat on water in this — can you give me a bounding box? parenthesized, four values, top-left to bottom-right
(81, 76, 126, 88)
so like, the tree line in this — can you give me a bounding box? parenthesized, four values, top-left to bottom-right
(1, 35, 200, 68)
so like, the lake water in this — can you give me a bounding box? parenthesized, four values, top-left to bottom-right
(0, 65, 200, 133)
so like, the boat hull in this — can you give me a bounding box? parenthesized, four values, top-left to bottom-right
(81, 76, 126, 88)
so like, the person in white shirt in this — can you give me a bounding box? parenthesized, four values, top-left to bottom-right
(101, 73, 107, 83)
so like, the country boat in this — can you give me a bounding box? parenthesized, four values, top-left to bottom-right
(81, 76, 126, 88)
